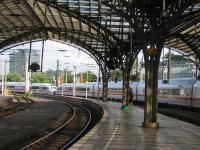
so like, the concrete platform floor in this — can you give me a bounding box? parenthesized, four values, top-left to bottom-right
(70, 100, 200, 150)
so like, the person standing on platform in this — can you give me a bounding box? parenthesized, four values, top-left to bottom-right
(129, 87, 133, 107)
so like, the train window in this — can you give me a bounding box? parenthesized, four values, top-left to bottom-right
(58, 87, 62, 91)
(159, 89, 170, 95)
(109, 88, 116, 92)
(32, 86, 39, 89)
(158, 90, 162, 95)
(171, 89, 181, 95)
(41, 87, 48, 90)
(77, 88, 88, 91)
(8, 86, 15, 89)
(67, 87, 73, 90)
(180, 89, 184, 96)
(19, 86, 24, 89)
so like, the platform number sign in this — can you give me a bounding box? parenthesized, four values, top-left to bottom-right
(148, 46, 157, 56)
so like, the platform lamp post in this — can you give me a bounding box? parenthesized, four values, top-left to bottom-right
(1, 54, 5, 95)
(73, 65, 76, 97)
(64, 62, 70, 83)
(25, 53, 31, 94)
(1, 54, 8, 95)
(87, 64, 97, 99)
(162, 47, 165, 82)
(63, 62, 76, 97)
(64, 56, 70, 83)
(86, 68, 89, 99)
(63, 61, 70, 96)
(4, 60, 8, 91)
(80, 63, 95, 99)
(1, 53, 14, 95)
(57, 50, 68, 95)
(167, 48, 171, 83)
(97, 65, 101, 100)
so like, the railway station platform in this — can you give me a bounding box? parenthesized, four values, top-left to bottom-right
(0, 95, 13, 100)
(0, 95, 13, 108)
(70, 100, 200, 150)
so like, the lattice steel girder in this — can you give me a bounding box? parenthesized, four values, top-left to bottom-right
(166, 32, 199, 58)
(59, 29, 104, 43)
(0, 27, 109, 50)
(97, 0, 151, 43)
(97, 0, 135, 28)
(35, 0, 120, 47)
(178, 34, 200, 50)
(0, 30, 40, 49)
(180, 37, 200, 60)
(164, 0, 199, 34)
(23, 0, 44, 26)
(169, 10, 200, 34)
(0, 31, 105, 66)
(165, 38, 196, 57)
(168, 0, 198, 17)
(131, 0, 199, 33)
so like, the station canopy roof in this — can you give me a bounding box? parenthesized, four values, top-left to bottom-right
(0, 0, 199, 66)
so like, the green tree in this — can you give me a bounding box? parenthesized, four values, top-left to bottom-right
(110, 70, 122, 82)
(65, 71, 73, 83)
(31, 72, 51, 83)
(7, 73, 23, 82)
(83, 71, 97, 82)
(163, 52, 190, 62)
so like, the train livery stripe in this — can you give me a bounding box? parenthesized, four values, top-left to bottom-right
(133, 94, 200, 102)
(59, 90, 200, 102)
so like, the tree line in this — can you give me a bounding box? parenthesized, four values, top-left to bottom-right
(1, 71, 97, 83)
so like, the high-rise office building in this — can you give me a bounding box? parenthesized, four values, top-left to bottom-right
(9, 49, 40, 77)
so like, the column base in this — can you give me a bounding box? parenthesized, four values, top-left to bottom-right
(142, 122, 159, 128)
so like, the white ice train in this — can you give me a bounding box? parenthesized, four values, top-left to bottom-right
(0, 82, 57, 95)
(56, 78, 200, 108)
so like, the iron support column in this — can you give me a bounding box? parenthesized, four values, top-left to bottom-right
(142, 47, 161, 128)
(122, 65, 130, 106)
(121, 54, 134, 110)
(102, 64, 108, 102)
(102, 75, 108, 102)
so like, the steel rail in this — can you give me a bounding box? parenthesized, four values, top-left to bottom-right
(19, 97, 92, 150)
(60, 99, 92, 150)
(0, 97, 32, 117)
(19, 100, 76, 150)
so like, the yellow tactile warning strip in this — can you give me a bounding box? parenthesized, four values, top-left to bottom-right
(70, 100, 200, 150)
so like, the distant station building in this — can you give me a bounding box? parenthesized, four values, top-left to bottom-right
(139, 60, 197, 81)
(159, 61, 197, 79)
(9, 49, 40, 77)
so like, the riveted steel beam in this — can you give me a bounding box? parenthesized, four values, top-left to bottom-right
(0, 27, 109, 50)
(35, 0, 120, 47)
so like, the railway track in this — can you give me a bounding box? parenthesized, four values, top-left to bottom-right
(19, 96, 92, 150)
(0, 97, 32, 117)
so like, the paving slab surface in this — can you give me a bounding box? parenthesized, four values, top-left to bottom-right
(70, 100, 200, 150)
